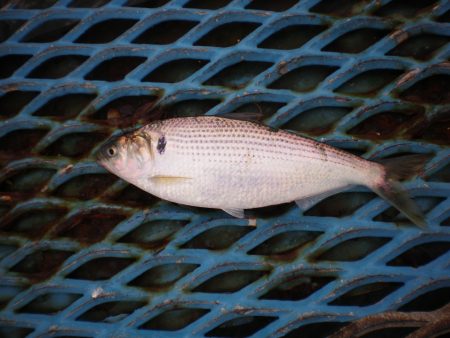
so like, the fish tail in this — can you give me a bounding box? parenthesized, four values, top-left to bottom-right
(371, 154, 431, 229)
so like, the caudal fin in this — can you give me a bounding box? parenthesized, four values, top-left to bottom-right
(372, 154, 430, 229)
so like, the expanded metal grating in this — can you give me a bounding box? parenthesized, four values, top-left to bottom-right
(0, 0, 450, 337)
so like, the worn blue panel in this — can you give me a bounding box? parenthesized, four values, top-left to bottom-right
(0, 0, 450, 337)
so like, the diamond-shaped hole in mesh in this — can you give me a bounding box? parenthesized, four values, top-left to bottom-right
(311, 0, 371, 17)
(0, 54, 32, 79)
(69, 0, 111, 7)
(53, 173, 118, 199)
(0, 285, 26, 310)
(181, 225, 254, 250)
(118, 219, 188, 249)
(21, 19, 80, 42)
(373, 0, 438, 19)
(231, 101, 286, 119)
(52, 209, 127, 243)
(204, 61, 273, 89)
(42, 131, 108, 158)
(0, 168, 56, 193)
(248, 230, 322, 257)
(12, 0, 54, 9)
(387, 241, 450, 268)
(335, 69, 403, 96)
(0, 90, 39, 118)
(125, 0, 170, 8)
(194, 22, 261, 47)
(399, 74, 450, 104)
(140, 308, 210, 331)
(258, 24, 328, 50)
(10, 249, 74, 281)
(268, 65, 339, 92)
(33, 93, 96, 120)
(193, 270, 270, 293)
(163, 99, 221, 117)
(75, 19, 138, 43)
(323, 28, 390, 54)
(305, 192, 376, 217)
(133, 20, 198, 44)
(129, 263, 199, 289)
(348, 107, 425, 140)
(85, 56, 146, 82)
(184, 0, 230, 9)
(387, 33, 449, 61)
(27, 55, 89, 79)
(261, 274, 335, 301)
(0, 128, 49, 156)
(206, 316, 277, 337)
(77, 300, 147, 322)
(374, 196, 443, 224)
(17, 292, 82, 314)
(0, 20, 26, 42)
(89, 94, 159, 123)
(67, 257, 136, 280)
(143, 59, 209, 83)
(282, 106, 354, 135)
(0, 326, 33, 338)
(413, 111, 450, 146)
(1, 207, 67, 238)
(329, 282, 403, 306)
(105, 184, 159, 208)
(245, 0, 299, 11)
(283, 321, 349, 338)
(399, 287, 450, 312)
(311, 237, 391, 262)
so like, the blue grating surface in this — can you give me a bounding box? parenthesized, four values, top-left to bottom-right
(0, 0, 450, 337)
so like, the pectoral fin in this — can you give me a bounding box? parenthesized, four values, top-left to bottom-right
(223, 208, 245, 218)
(151, 175, 192, 184)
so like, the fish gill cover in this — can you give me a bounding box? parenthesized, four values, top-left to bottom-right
(0, 0, 449, 337)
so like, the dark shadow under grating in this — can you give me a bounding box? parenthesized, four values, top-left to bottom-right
(27, 55, 88, 79)
(143, 59, 209, 83)
(66, 257, 136, 280)
(258, 24, 328, 50)
(140, 308, 210, 331)
(133, 20, 199, 44)
(0, 54, 32, 79)
(195, 22, 261, 47)
(269, 65, 338, 92)
(21, 19, 80, 43)
(206, 316, 278, 337)
(75, 19, 138, 43)
(84, 57, 146, 81)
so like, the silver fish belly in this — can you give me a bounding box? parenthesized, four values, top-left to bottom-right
(97, 116, 427, 228)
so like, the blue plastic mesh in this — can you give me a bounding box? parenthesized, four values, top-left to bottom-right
(0, 0, 450, 337)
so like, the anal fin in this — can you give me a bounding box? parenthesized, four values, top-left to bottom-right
(223, 208, 245, 218)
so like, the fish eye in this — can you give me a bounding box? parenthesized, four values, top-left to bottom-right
(107, 146, 116, 157)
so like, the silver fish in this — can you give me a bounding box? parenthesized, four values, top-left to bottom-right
(97, 116, 427, 228)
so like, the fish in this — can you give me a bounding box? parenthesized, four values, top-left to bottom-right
(96, 116, 428, 228)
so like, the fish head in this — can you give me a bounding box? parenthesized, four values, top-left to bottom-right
(96, 129, 154, 182)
